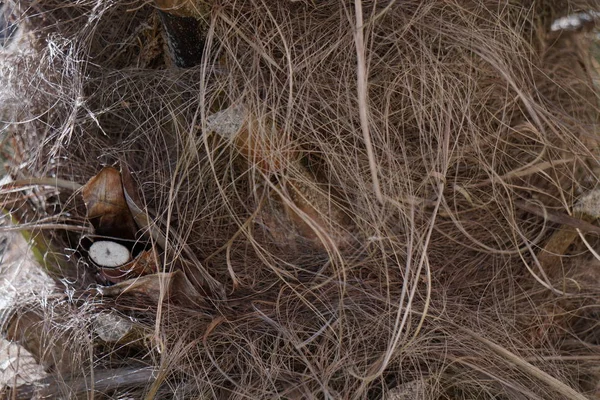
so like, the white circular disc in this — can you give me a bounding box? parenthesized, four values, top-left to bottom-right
(89, 240, 131, 268)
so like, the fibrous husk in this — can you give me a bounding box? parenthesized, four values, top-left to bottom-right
(1, 0, 600, 399)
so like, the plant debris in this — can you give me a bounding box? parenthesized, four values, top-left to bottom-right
(82, 167, 138, 241)
(1, 0, 599, 398)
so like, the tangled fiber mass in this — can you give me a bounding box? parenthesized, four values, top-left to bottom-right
(1, 0, 600, 399)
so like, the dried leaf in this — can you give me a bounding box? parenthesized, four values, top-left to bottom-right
(120, 163, 142, 211)
(0, 337, 47, 387)
(82, 167, 138, 240)
(99, 248, 159, 284)
(385, 380, 426, 400)
(229, 117, 353, 251)
(93, 312, 153, 353)
(98, 271, 206, 306)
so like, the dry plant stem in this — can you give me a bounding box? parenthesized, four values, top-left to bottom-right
(97, 271, 205, 306)
(461, 326, 589, 400)
(514, 201, 600, 235)
(2, 367, 156, 400)
(467, 158, 576, 188)
(0, 223, 91, 233)
(354, 0, 382, 204)
(0, 177, 83, 192)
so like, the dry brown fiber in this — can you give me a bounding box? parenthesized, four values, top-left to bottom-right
(1, 0, 600, 399)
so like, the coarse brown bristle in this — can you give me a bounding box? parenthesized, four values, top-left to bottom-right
(1, 0, 600, 399)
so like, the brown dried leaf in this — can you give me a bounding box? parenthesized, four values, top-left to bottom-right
(82, 167, 138, 240)
(99, 248, 160, 284)
(98, 271, 206, 306)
